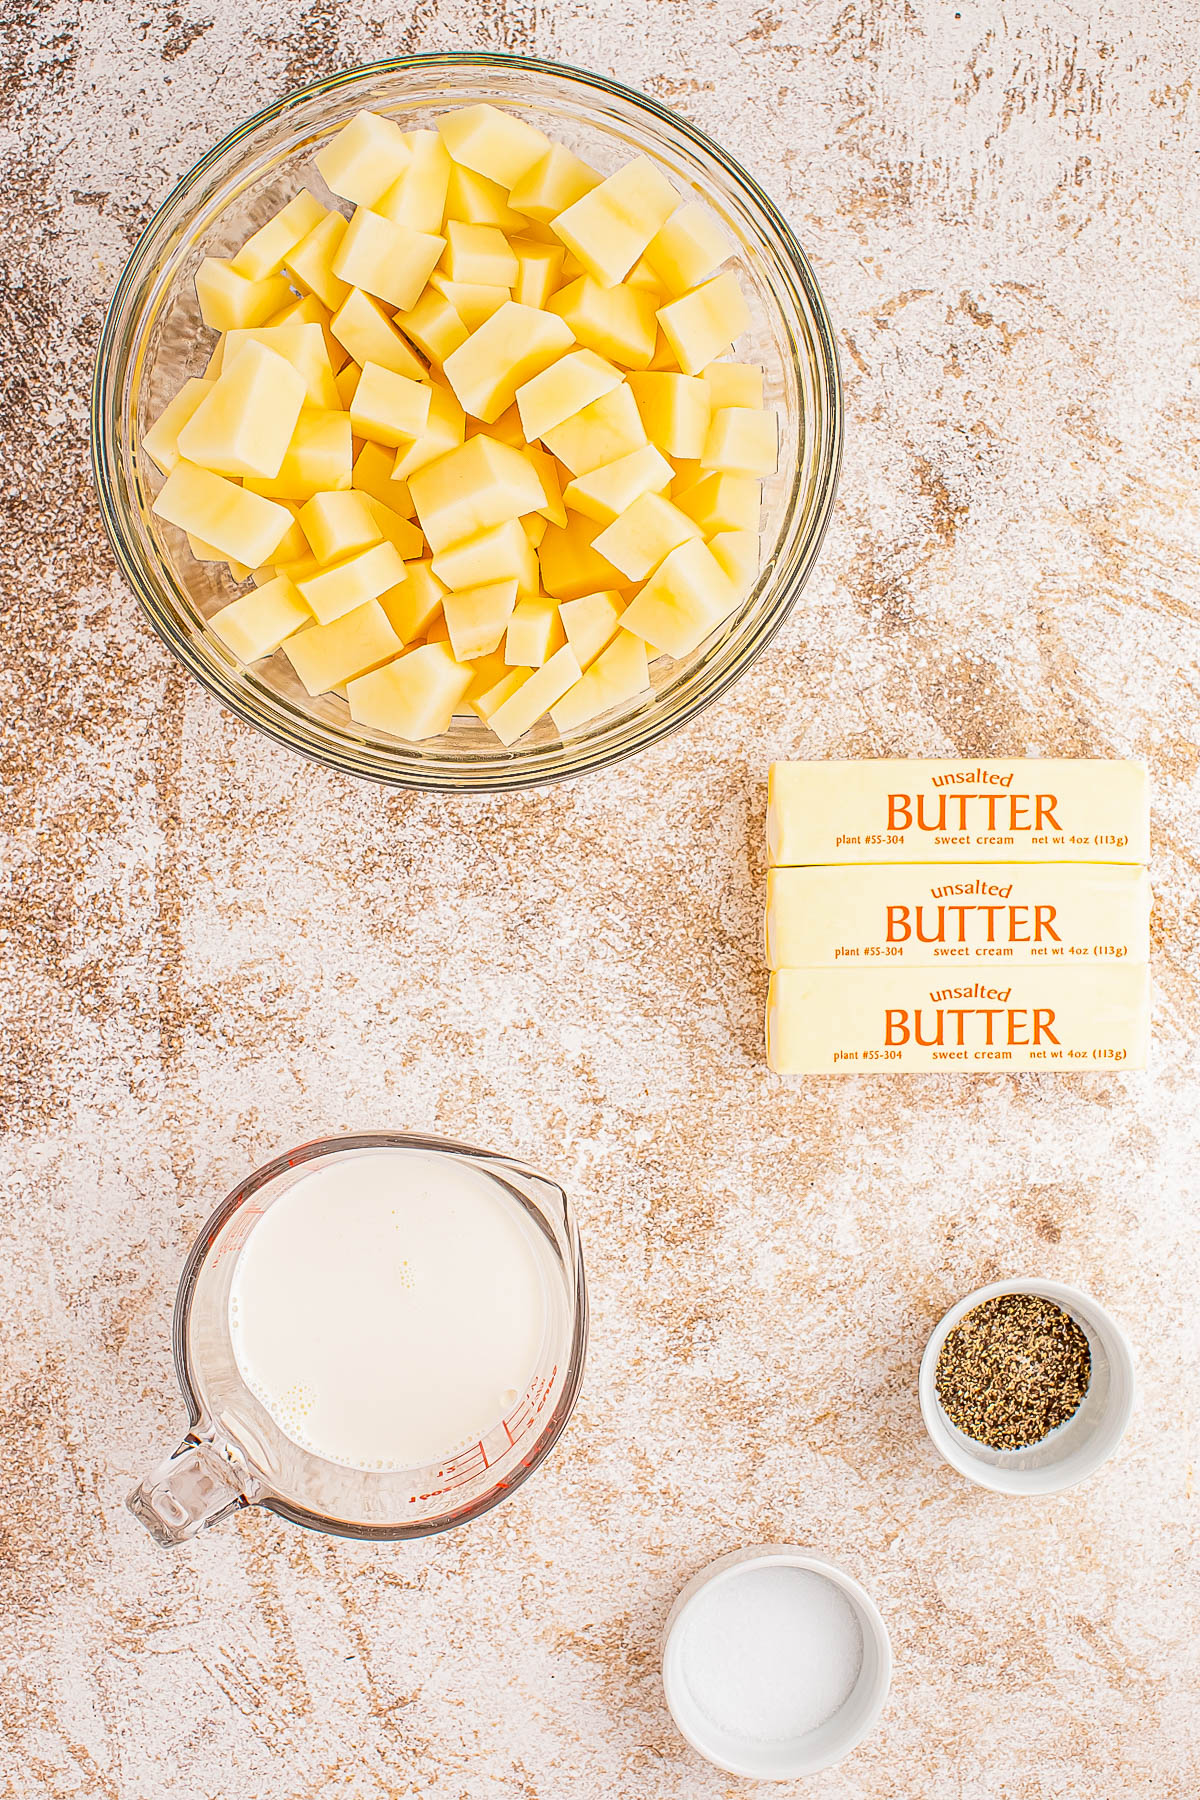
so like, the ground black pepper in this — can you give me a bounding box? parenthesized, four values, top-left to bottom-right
(935, 1293, 1091, 1450)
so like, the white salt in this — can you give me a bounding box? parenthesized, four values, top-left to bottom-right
(678, 1565, 864, 1743)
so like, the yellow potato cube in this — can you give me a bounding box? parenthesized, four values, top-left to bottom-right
(425, 614, 451, 643)
(547, 276, 658, 369)
(541, 383, 647, 476)
(378, 557, 445, 642)
(488, 644, 582, 746)
(674, 470, 761, 533)
(283, 212, 351, 311)
(621, 536, 739, 656)
(701, 406, 778, 475)
(592, 491, 700, 581)
(647, 326, 682, 371)
(442, 301, 574, 423)
(352, 440, 416, 515)
(627, 371, 711, 458)
(203, 337, 226, 379)
(558, 590, 626, 668)
(550, 629, 650, 733)
(444, 220, 519, 287)
(393, 381, 467, 480)
(510, 238, 565, 309)
(428, 272, 512, 332)
(510, 145, 600, 223)
(270, 291, 348, 370)
(483, 402, 528, 447)
(515, 349, 622, 443)
(505, 597, 565, 668)
(409, 434, 545, 551)
(349, 363, 433, 448)
(443, 578, 519, 660)
(709, 529, 761, 592)
(222, 323, 341, 408)
(271, 554, 320, 586)
(538, 512, 634, 601)
(643, 202, 731, 295)
(194, 259, 292, 332)
(444, 164, 526, 232)
(438, 104, 551, 189)
(562, 443, 673, 523)
(298, 490, 382, 566)
(522, 512, 548, 548)
(298, 539, 408, 625)
(431, 517, 536, 591)
(522, 443, 567, 527)
(551, 156, 679, 286)
(232, 190, 327, 281)
(656, 271, 751, 375)
(259, 502, 310, 567)
(347, 641, 473, 740)
(143, 378, 214, 475)
(701, 360, 764, 409)
(470, 663, 531, 723)
(186, 534, 253, 581)
(315, 110, 411, 207)
(243, 408, 354, 502)
(334, 361, 360, 409)
(282, 599, 402, 694)
(209, 573, 312, 661)
(359, 495, 424, 559)
(332, 208, 445, 313)
(394, 287, 469, 363)
(625, 256, 668, 296)
(375, 131, 452, 234)
(153, 462, 293, 568)
(330, 288, 426, 380)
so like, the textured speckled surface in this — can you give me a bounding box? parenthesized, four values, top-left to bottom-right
(2, 3, 1199, 1795)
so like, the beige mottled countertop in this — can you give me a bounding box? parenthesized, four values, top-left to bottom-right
(2, 2, 1198, 1795)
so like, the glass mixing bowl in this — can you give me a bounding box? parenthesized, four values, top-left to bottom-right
(92, 54, 842, 791)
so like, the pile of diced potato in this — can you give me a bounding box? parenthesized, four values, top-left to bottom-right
(146, 104, 777, 746)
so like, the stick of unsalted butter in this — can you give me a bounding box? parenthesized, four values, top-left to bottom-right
(766, 864, 1151, 969)
(766, 965, 1149, 1073)
(767, 760, 1149, 866)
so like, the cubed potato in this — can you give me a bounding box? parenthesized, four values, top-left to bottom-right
(349, 363, 433, 448)
(283, 212, 351, 311)
(359, 495, 424, 559)
(353, 440, 416, 515)
(444, 164, 527, 233)
(260, 501, 310, 567)
(537, 512, 634, 600)
(621, 536, 739, 656)
(562, 443, 673, 523)
(521, 512, 548, 548)
(409, 434, 545, 550)
(298, 490, 383, 566)
(643, 202, 731, 295)
(701, 406, 778, 475)
(431, 517, 536, 591)
(592, 491, 700, 581)
(425, 614, 451, 644)
(232, 191, 327, 281)
(701, 360, 764, 409)
(674, 470, 761, 533)
(186, 534, 253, 581)
(270, 291, 348, 370)
(550, 629, 650, 733)
(469, 663, 532, 723)
(334, 360, 362, 409)
(656, 271, 751, 375)
(203, 337, 226, 379)
(548, 274, 658, 369)
(393, 381, 467, 480)
(243, 408, 354, 503)
(298, 539, 408, 625)
(509, 145, 601, 222)
(483, 402, 528, 447)
(438, 104, 551, 188)
(510, 238, 566, 309)
(428, 272, 512, 332)
(315, 110, 411, 207)
(394, 287, 469, 363)
(282, 598, 402, 693)
(625, 256, 668, 297)
(143, 378, 214, 475)
(378, 557, 446, 642)
(346, 640, 473, 740)
(442, 302, 575, 423)
(541, 383, 647, 476)
(521, 443, 568, 527)
(551, 156, 679, 286)
(627, 371, 711, 459)
(558, 590, 626, 668)
(709, 529, 761, 592)
(177, 344, 307, 480)
(222, 323, 341, 409)
(488, 644, 582, 745)
(209, 573, 312, 661)
(153, 462, 293, 568)
(505, 596, 564, 667)
(515, 349, 623, 443)
(647, 326, 683, 371)
(375, 130, 453, 234)
(332, 208, 445, 313)
(444, 220, 520, 287)
(442, 578, 519, 660)
(331, 288, 427, 380)
(195, 259, 292, 332)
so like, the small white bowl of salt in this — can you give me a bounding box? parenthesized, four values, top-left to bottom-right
(661, 1546, 891, 1779)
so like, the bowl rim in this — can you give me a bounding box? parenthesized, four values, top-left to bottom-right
(918, 1277, 1137, 1495)
(91, 51, 843, 792)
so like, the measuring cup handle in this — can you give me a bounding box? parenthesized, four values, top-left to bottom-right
(128, 1433, 260, 1547)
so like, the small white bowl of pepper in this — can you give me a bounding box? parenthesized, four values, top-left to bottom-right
(919, 1279, 1135, 1496)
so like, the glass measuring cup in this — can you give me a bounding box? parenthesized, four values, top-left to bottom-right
(129, 1131, 587, 1546)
